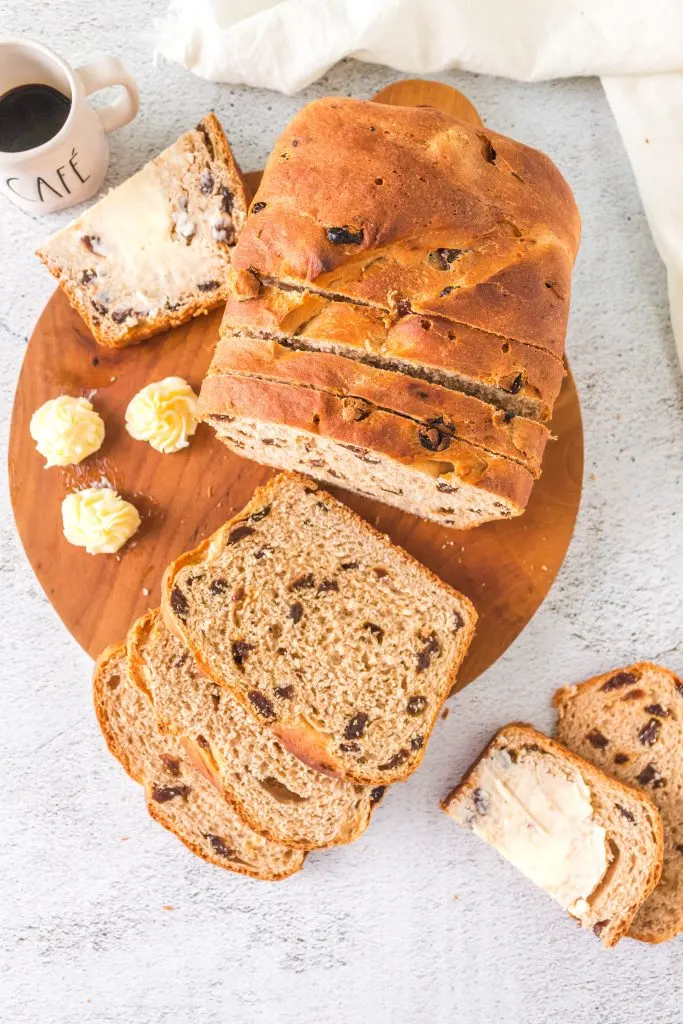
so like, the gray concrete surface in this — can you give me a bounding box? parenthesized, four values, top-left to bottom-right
(1, 2, 681, 1022)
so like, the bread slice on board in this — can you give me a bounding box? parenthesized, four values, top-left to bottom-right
(219, 282, 566, 421)
(442, 723, 663, 948)
(93, 642, 304, 880)
(232, 97, 580, 351)
(204, 333, 550, 475)
(161, 473, 477, 785)
(127, 609, 379, 850)
(200, 376, 534, 529)
(37, 113, 249, 347)
(554, 662, 683, 943)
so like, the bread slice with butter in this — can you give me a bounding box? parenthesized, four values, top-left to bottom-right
(554, 662, 683, 943)
(37, 113, 249, 348)
(442, 723, 663, 948)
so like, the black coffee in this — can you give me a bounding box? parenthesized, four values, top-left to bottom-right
(0, 83, 71, 153)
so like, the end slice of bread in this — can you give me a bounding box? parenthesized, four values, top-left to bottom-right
(37, 113, 249, 348)
(93, 643, 304, 880)
(161, 472, 477, 785)
(442, 723, 663, 948)
(554, 662, 683, 943)
(127, 609, 377, 850)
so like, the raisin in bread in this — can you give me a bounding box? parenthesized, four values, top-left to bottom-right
(127, 609, 378, 849)
(443, 724, 663, 948)
(554, 662, 683, 943)
(199, 376, 534, 528)
(220, 282, 566, 421)
(93, 642, 303, 879)
(37, 113, 249, 348)
(204, 333, 550, 475)
(161, 473, 476, 784)
(232, 98, 580, 350)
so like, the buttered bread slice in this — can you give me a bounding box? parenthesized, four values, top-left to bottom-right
(127, 609, 378, 850)
(37, 113, 249, 347)
(443, 723, 663, 948)
(161, 473, 476, 785)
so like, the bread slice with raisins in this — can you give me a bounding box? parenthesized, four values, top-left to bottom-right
(93, 642, 303, 880)
(554, 662, 683, 943)
(219, 281, 566, 422)
(199, 376, 533, 529)
(204, 333, 550, 476)
(127, 609, 379, 849)
(161, 472, 476, 784)
(442, 723, 663, 948)
(37, 113, 249, 348)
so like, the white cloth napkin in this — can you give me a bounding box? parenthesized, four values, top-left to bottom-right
(156, 0, 683, 364)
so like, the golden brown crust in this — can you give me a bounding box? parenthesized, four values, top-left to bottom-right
(161, 472, 477, 785)
(442, 722, 664, 948)
(233, 97, 580, 349)
(36, 113, 251, 349)
(208, 334, 550, 475)
(199, 375, 534, 513)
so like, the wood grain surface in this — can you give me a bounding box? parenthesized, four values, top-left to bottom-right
(8, 79, 583, 689)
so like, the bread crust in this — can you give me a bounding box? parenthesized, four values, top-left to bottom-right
(127, 608, 374, 851)
(36, 113, 251, 349)
(207, 333, 550, 475)
(160, 472, 477, 785)
(443, 722, 664, 948)
(199, 375, 534, 515)
(233, 98, 580, 350)
(554, 662, 683, 944)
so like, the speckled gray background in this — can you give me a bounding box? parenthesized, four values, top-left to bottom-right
(1, 2, 682, 1022)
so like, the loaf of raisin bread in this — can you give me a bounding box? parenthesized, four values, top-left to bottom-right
(220, 281, 566, 421)
(554, 662, 683, 943)
(204, 334, 550, 475)
(199, 376, 534, 528)
(37, 113, 249, 348)
(93, 642, 303, 879)
(161, 473, 476, 784)
(127, 609, 379, 849)
(232, 98, 580, 350)
(443, 723, 663, 948)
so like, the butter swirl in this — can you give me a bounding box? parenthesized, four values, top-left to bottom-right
(30, 395, 105, 468)
(62, 487, 141, 555)
(125, 377, 198, 454)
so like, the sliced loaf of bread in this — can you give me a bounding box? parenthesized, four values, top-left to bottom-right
(127, 609, 378, 849)
(93, 642, 304, 879)
(220, 280, 566, 421)
(161, 473, 476, 784)
(37, 113, 249, 347)
(554, 662, 683, 943)
(204, 334, 550, 475)
(199, 377, 534, 529)
(442, 723, 663, 948)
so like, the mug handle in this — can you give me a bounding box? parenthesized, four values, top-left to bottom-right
(76, 57, 140, 134)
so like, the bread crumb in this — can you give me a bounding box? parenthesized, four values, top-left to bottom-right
(120, 836, 129, 842)
(441, 707, 450, 720)
(162, 905, 174, 911)
(590, 472, 598, 480)
(142, 587, 150, 596)
(453, 895, 459, 902)
(110, 376, 117, 383)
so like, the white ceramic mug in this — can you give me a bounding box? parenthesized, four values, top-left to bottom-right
(0, 38, 139, 214)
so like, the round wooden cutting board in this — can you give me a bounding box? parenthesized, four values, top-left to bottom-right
(8, 79, 583, 691)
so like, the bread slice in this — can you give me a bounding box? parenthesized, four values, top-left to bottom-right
(205, 334, 550, 476)
(93, 642, 303, 879)
(200, 375, 534, 528)
(443, 723, 663, 948)
(554, 662, 683, 943)
(127, 609, 378, 849)
(219, 281, 566, 421)
(232, 97, 580, 351)
(37, 113, 249, 348)
(161, 473, 476, 784)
